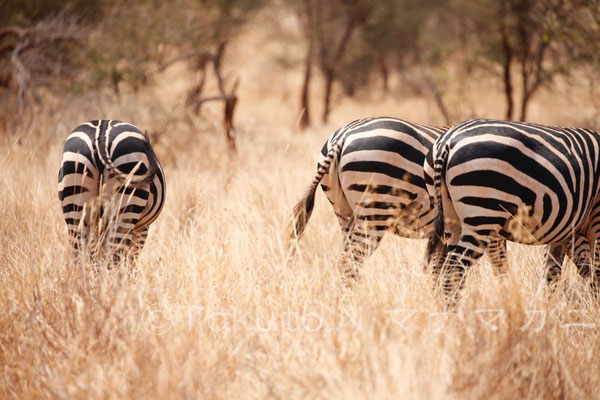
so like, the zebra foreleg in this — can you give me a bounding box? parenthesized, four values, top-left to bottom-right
(579, 237, 600, 296)
(571, 234, 592, 280)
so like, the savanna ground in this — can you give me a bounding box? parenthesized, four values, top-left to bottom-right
(1, 13, 600, 400)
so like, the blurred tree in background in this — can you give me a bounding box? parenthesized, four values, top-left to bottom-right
(0, 0, 100, 111)
(84, 0, 265, 93)
(458, 0, 600, 121)
(292, 0, 450, 127)
(0, 0, 598, 126)
(290, 0, 374, 127)
(358, 0, 457, 123)
(292, 0, 599, 126)
(0, 0, 265, 109)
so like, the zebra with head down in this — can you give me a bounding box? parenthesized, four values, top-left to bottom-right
(58, 120, 165, 263)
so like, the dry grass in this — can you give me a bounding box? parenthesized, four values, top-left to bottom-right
(1, 17, 600, 398)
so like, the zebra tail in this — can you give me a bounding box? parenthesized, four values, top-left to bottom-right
(287, 141, 342, 244)
(97, 133, 159, 186)
(425, 143, 449, 264)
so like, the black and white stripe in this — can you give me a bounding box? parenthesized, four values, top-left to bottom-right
(425, 118, 600, 297)
(289, 117, 508, 279)
(58, 120, 165, 262)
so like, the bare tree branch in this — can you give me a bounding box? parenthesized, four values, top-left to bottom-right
(0, 26, 27, 42)
(0, 11, 88, 113)
(181, 43, 239, 154)
(157, 49, 213, 73)
(423, 72, 451, 125)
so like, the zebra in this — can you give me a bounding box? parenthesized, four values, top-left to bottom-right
(58, 120, 165, 263)
(288, 117, 508, 280)
(425, 118, 600, 299)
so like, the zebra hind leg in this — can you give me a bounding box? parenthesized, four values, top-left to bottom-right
(427, 215, 462, 299)
(426, 244, 448, 277)
(129, 227, 150, 273)
(338, 218, 384, 285)
(486, 237, 508, 275)
(440, 240, 486, 306)
(107, 226, 148, 270)
(544, 243, 565, 286)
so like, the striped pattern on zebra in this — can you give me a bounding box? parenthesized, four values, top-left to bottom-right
(288, 117, 508, 279)
(425, 118, 600, 298)
(58, 120, 165, 262)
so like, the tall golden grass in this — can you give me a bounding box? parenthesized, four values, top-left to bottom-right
(1, 19, 600, 397)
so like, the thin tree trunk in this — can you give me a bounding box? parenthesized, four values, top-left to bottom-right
(519, 41, 548, 122)
(516, 5, 532, 122)
(519, 92, 531, 122)
(322, 69, 334, 123)
(519, 56, 530, 122)
(224, 94, 238, 153)
(499, 0, 514, 120)
(380, 60, 389, 94)
(319, 13, 359, 123)
(299, 41, 312, 130)
(502, 57, 514, 120)
(423, 73, 451, 125)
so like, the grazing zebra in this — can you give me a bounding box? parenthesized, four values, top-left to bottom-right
(425, 118, 600, 298)
(58, 120, 165, 263)
(289, 117, 508, 279)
